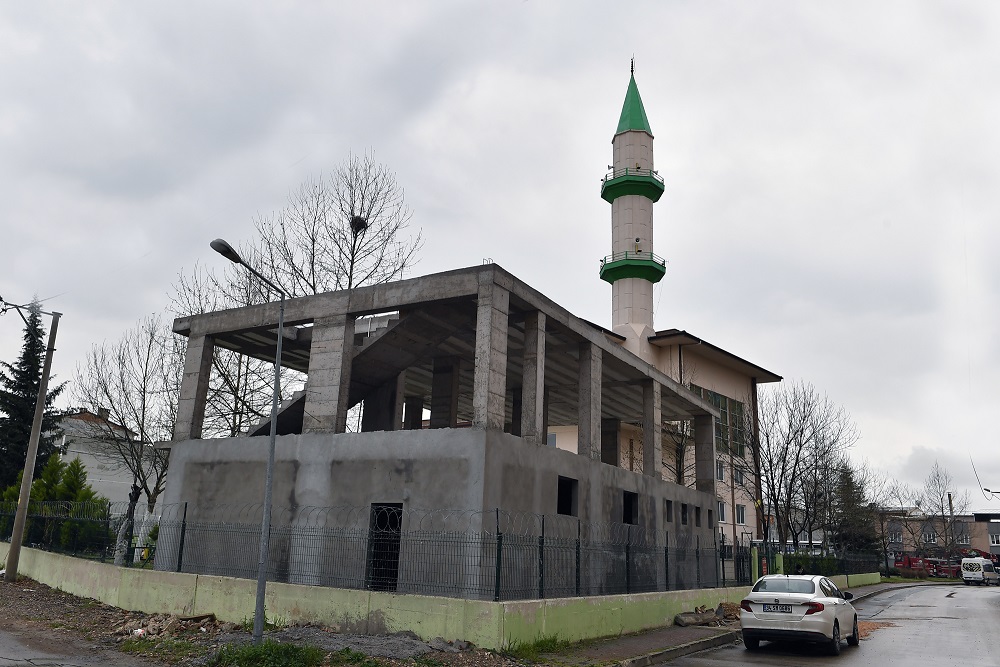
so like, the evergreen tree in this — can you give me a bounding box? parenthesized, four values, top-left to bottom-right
(0, 299, 65, 490)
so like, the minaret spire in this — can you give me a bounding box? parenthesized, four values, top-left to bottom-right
(599, 67, 665, 361)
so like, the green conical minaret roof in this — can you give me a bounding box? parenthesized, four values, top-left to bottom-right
(615, 73, 652, 136)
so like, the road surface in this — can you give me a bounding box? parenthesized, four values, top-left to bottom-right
(0, 626, 157, 667)
(669, 583, 1000, 665)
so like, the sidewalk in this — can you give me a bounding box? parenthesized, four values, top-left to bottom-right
(539, 580, 946, 666)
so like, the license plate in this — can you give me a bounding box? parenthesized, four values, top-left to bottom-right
(762, 604, 792, 613)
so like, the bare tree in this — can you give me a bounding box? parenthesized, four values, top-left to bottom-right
(914, 460, 970, 558)
(756, 380, 858, 550)
(862, 465, 906, 573)
(169, 151, 423, 437)
(253, 151, 423, 296)
(73, 314, 181, 563)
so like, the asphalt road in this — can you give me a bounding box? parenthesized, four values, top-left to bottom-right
(0, 626, 157, 667)
(669, 584, 1000, 665)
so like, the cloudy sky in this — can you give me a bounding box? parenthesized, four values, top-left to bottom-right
(1, 2, 998, 507)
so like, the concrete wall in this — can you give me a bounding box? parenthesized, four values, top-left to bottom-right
(0, 540, 750, 649)
(158, 428, 720, 597)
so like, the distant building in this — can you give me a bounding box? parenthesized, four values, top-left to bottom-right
(61, 409, 136, 506)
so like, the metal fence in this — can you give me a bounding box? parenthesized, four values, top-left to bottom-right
(1, 501, 723, 600)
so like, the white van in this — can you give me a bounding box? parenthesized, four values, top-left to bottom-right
(961, 557, 998, 585)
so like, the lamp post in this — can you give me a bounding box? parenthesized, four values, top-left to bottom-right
(2, 302, 61, 583)
(210, 239, 284, 645)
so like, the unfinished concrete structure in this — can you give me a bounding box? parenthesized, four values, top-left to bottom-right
(159, 69, 778, 597)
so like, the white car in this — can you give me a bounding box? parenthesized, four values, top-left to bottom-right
(740, 574, 859, 655)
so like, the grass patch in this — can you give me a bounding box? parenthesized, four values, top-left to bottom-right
(239, 613, 288, 633)
(207, 641, 326, 667)
(504, 635, 573, 661)
(121, 636, 206, 662)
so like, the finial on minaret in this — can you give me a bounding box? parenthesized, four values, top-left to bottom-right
(631, 56, 634, 75)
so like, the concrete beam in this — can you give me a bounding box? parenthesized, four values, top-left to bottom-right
(694, 414, 716, 495)
(472, 276, 509, 430)
(520, 311, 546, 445)
(642, 380, 662, 478)
(577, 342, 601, 459)
(173, 334, 214, 440)
(303, 314, 355, 433)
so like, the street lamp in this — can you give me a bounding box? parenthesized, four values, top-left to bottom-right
(2, 300, 60, 583)
(210, 238, 284, 645)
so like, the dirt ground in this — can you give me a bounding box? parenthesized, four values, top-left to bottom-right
(0, 576, 522, 666)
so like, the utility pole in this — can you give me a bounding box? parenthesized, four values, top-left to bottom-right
(5, 309, 61, 582)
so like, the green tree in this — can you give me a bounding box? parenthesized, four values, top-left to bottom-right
(0, 299, 65, 490)
(828, 465, 878, 553)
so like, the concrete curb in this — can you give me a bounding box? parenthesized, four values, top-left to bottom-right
(850, 581, 954, 603)
(617, 630, 741, 667)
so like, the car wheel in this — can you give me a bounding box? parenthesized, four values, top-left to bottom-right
(829, 621, 842, 656)
(847, 616, 860, 646)
(744, 637, 760, 650)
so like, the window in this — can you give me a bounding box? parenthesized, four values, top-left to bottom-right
(664, 499, 673, 523)
(623, 491, 638, 525)
(690, 385, 746, 457)
(557, 476, 578, 516)
(736, 504, 746, 525)
(991, 534, 1000, 546)
(957, 533, 971, 545)
(922, 532, 938, 544)
(546, 433, 557, 447)
(718, 501, 726, 523)
(695, 506, 702, 527)
(717, 460, 725, 481)
(733, 468, 744, 485)
(681, 503, 689, 526)
(888, 532, 903, 543)
(708, 509, 714, 528)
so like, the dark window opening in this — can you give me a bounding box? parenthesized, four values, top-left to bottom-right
(695, 506, 702, 527)
(365, 503, 402, 592)
(623, 491, 639, 525)
(681, 503, 689, 525)
(557, 476, 578, 516)
(665, 499, 673, 523)
(708, 509, 714, 528)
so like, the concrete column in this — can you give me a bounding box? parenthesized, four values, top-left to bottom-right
(542, 386, 550, 443)
(472, 280, 509, 430)
(404, 395, 424, 430)
(303, 314, 355, 433)
(642, 380, 662, 478)
(173, 334, 214, 441)
(520, 311, 546, 445)
(577, 342, 602, 459)
(360, 374, 403, 432)
(601, 418, 620, 466)
(694, 413, 716, 495)
(510, 388, 522, 436)
(430, 357, 460, 428)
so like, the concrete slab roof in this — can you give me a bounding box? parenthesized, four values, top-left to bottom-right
(172, 264, 720, 427)
(648, 328, 782, 384)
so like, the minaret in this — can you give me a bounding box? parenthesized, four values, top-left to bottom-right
(600, 63, 665, 361)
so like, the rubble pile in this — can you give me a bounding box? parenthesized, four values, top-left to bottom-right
(113, 612, 241, 640)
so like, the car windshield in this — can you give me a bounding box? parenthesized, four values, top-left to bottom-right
(753, 578, 815, 594)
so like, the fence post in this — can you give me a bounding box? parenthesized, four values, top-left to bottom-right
(493, 508, 502, 602)
(719, 533, 726, 588)
(664, 530, 670, 591)
(176, 502, 187, 573)
(625, 525, 631, 595)
(538, 515, 545, 599)
(575, 519, 581, 596)
(696, 534, 702, 588)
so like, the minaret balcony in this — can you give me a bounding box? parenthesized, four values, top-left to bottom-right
(600, 167, 665, 204)
(599, 251, 667, 284)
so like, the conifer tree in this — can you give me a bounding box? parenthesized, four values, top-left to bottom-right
(0, 299, 65, 489)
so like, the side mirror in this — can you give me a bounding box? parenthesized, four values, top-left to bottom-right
(843, 592, 853, 600)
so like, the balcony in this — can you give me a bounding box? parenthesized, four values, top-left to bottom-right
(599, 251, 667, 284)
(600, 167, 665, 204)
